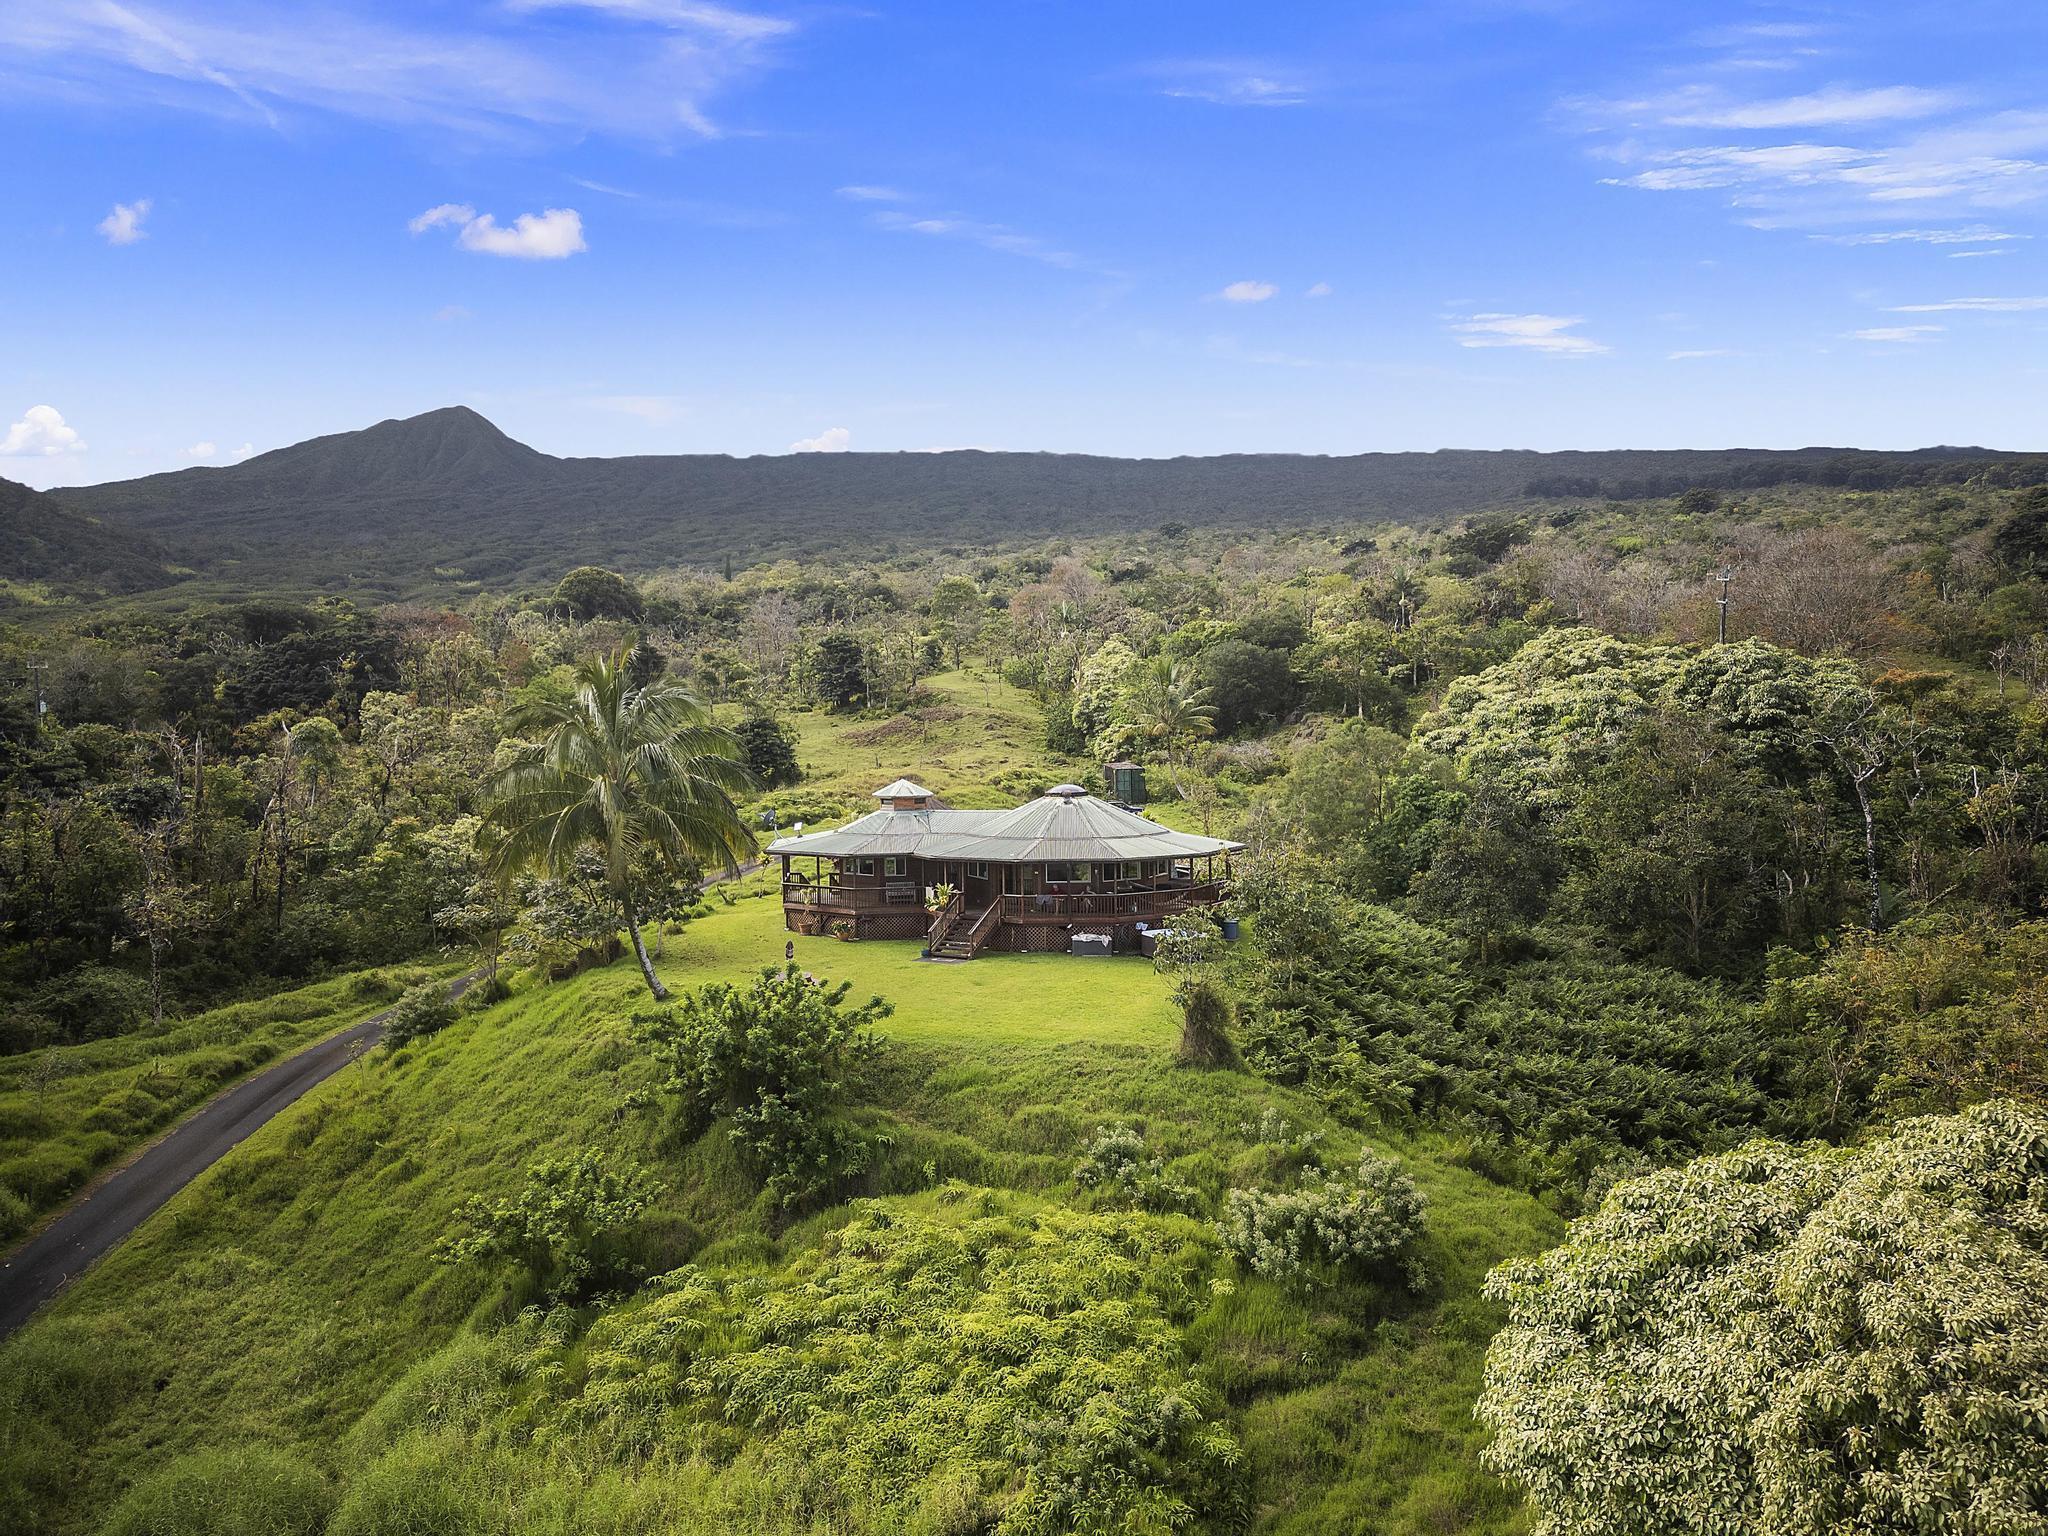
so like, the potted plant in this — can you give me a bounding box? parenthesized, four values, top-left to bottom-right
(829, 918, 856, 942)
(925, 882, 958, 914)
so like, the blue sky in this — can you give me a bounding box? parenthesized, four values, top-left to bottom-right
(6, 0, 2048, 486)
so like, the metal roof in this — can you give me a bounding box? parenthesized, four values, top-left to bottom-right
(766, 789, 1242, 862)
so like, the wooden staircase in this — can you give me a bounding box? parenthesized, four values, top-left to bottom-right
(931, 903, 999, 959)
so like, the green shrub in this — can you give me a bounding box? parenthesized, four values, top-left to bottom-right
(1176, 978, 1239, 1069)
(0, 1186, 28, 1243)
(381, 983, 456, 1051)
(437, 1151, 660, 1303)
(347, 972, 401, 1004)
(634, 965, 888, 1207)
(1217, 1148, 1429, 1291)
(1074, 1124, 1201, 1214)
(457, 976, 512, 1015)
(28, 966, 149, 1044)
(100, 1447, 332, 1536)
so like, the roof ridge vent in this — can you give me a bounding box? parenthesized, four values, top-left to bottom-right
(1046, 782, 1088, 798)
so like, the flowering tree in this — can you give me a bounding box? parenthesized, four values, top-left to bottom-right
(1478, 1100, 2048, 1536)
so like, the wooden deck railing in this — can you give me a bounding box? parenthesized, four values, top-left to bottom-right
(781, 881, 922, 912)
(997, 881, 1225, 922)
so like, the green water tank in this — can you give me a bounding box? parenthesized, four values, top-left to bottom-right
(1107, 761, 1147, 804)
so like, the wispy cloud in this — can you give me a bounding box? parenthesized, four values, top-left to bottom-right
(871, 208, 1102, 273)
(1448, 313, 1609, 355)
(1811, 225, 2026, 245)
(1211, 280, 1277, 304)
(590, 394, 689, 422)
(411, 203, 587, 259)
(1, 405, 86, 457)
(97, 197, 151, 244)
(504, 0, 792, 43)
(1668, 347, 1740, 359)
(1139, 58, 1310, 107)
(1304, 281, 1333, 298)
(836, 184, 909, 202)
(1847, 324, 1943, 342)
(1660, 85, 1956, 130)
(1887, 295, 2048, 312)
(0, 0, 795, 144)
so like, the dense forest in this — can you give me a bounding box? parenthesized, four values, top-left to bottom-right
(4, 467, 2048, 1533)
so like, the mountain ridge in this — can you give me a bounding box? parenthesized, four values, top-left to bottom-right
(44, 408, 2048, 601)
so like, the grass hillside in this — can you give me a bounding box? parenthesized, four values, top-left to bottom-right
(772, 669, 1096, 814)
(1, 893, 1559, 1535)
(0, 961, 460, 1242)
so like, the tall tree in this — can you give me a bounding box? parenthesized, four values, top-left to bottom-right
(1125, 655, 1216, 798)
(480, 648, 755, 1000)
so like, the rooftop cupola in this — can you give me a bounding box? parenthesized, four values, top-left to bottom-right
(873, 777, 937, 810)
(1046, 783, 1088, 799)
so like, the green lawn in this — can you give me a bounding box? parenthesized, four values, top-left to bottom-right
(0, 960, 461, 1243)
(0, 895, 1560, 1536)
(668, 886, 1179, 1046)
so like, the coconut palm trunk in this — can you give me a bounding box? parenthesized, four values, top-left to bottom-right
(481, 647, 756, 1001)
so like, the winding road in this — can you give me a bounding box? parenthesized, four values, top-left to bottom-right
(0, 977, 469, 1340)
(0, 862, 765, 1341)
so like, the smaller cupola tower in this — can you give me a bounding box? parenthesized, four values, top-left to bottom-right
(873, 777, 937, 810)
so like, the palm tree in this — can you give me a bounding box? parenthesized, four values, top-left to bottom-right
(480, 648, 755, 1000)
(1126, 655, 1216, 800)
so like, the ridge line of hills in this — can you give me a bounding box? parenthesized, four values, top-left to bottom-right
(6, 405, 2045, 603)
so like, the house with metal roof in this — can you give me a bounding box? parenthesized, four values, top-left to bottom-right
(767, 778, 1241, 958)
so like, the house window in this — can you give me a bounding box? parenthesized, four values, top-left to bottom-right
(966, 861, 987, 879)
(883, 857, 904, 877)
(856, 858, 876, 876)
(1073, 863, 1091, 882)
(1122, 862, 1142, 881)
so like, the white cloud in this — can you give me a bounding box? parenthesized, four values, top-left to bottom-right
(1, 405, 86, 457)
(1449, 313, 1609, 355)
(410, 204, 586, 258)
(1949, 248, 2009, 258)
(1887, 295, 2048, 312)
(98, 198, 151, 244)
(458, 208, 586, 258)
(0, 1, 794, 145)
(1213, 280, 1277, 304)
(1660, 85, 1956, 130)
(409, 202, 475, 233)
(788, 426, 851, 453)
(1304, 281, 1333, 298)
(187, 440, 217, 457)
(1582, 105, 2048, 224)
(1812, 225, 2025, 245)
(503, 1, 792, 42)
(1668, 348, 1740, 359)
(1847, 325, 1943, 342)
(231, 442, 255, 459)
(836, 184, 908, 202)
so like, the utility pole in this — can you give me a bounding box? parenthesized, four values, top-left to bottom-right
(24, 659, 46, 726)
(1715, 567, 1735, 645)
